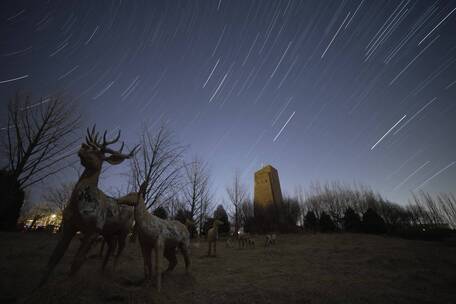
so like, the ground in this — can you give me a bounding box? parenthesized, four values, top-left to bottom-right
(0, 232, 455, 304)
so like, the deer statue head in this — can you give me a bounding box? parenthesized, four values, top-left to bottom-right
(78, 125, 139, 172)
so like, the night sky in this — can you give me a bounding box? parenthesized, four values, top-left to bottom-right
(1, 0, 456, 206)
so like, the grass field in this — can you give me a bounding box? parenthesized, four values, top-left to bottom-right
(1, 232, 455, 304)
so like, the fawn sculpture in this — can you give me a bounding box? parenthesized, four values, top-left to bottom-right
(207, 219, 223, 256)
(118, 181, 191, 292)
(265, 233, 277, 247)
(39, 126, 139, 286)
(238, 233, 255, 249)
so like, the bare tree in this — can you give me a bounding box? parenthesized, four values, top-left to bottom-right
(226, 170, 248, 233)
(2, 94, 81, 188)
(167, 194, 186, 219)
(42, 182, 74, 215)
(436, 193, 456, 228)
(130, 123, 185, 210)
(198, 185, 214, 233)
(183, 157, 213, 233)
(295, 185, 307, 226)
(409, 191, 456, 228)
(1, 93, 80, 230)
(239, 197, 254, 228)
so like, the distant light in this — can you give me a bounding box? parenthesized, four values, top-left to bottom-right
(51, 214, 56, 219)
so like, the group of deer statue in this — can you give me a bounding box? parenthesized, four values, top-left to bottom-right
(39, 126, 191, 292)
(225, 230, 277, 250)
(38, 126, 278, 293)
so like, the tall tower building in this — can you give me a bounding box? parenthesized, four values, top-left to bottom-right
(254, 165, 283, 208)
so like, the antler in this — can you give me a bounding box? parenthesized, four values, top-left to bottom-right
(102, 130, 121, 147)
(103, 144, 140, 159)
(85, 124, 140, 159)
(85, 125, 102, 148)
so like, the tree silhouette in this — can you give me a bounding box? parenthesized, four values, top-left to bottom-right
(42, 182, 74, 215)
(226, 170, 248, 233)
(183, 157, 213, 234)
(319, 211, 336, 232)
(280, 197, 301, 232)
(1, 94, 80, 230)
(304, 210, 318, 232)
(213, 204, 230, 234)
(362, 208, 387, 234)
(130, 124, 185, 210)
(153, 206, 168, 219)
(343, 207, 361, 232)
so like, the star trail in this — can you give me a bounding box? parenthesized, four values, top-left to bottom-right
(1, 0, 455, 205)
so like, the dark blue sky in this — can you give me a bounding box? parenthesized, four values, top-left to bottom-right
(1, 0, 456, 206)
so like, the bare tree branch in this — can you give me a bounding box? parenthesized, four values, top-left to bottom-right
(226, 169, 248, 232)
(1, 93, 81, 189)
(42, 182, 74, 214)
(130, 123, 186, 211)
(183, 156, 213, 232)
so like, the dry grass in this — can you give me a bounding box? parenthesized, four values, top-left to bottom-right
(1, 232, 455, 304)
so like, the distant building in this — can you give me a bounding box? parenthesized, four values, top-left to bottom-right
(253, 165, 283, 232)
(254, 165, 283, 209)
(24, 213, 61, 233)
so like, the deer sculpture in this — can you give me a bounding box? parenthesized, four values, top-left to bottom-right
(265, 233, 277, 247)
(238, 231, 254, 249)
(118, 181, 191, 292)
(207, 219, 223, 256)
(99, 202, 135, 270)
(39, 126, 139, 286)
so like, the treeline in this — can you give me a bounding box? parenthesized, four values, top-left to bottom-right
(242, 182, 455, 240)
(183, 180, 456, 241)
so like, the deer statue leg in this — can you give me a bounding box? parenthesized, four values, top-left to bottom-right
(140, 242, 152, 280)
(179, 243, 191, 273)
(214, 240, 217, 256)
(98, 239, 105, 257)
(155, 237, 164, 292)
(70, 232, 95, 275)
(101, 236, 116, 271)
(129, 224, 138, 243)
(113, 233, 127, 269)
(39, 223, 77, 286)
(164, 245, 178, 273)
(207, 241, 212, 256)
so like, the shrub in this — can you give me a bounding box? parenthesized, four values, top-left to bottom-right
(319, 211, 336, 232)
(153, 206, 168, 219)
(0, 170, 25, 231)
(213, 205, 230, 234)
(343, 207, 361, 232)
(243, 216, 256, 233)
(280, 197, 301, 232)
(362, 208, 386, 234)
(304, 211, 318, 232)
(254, 203, 277, 233)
